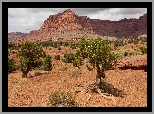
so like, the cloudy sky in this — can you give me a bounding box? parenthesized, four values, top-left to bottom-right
(8, 8, 147, 33)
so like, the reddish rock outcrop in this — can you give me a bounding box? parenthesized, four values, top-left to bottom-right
(16, 9, 147, 42)
(112, 54, 147, 71)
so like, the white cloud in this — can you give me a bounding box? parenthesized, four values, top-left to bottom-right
(8, 8, 147, 33)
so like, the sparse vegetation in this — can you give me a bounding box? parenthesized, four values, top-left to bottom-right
(47, 91, 78, 107)
(139, 47, 147, 54)
(124, 51, 128, 56)
(69, 70, 82, 77)
(63, 53, 75, 63)
(8, 35, 147, 107)
(44, 55, 52, 71)
(54, 55, 60, 60)
(114, 39, 124, 47)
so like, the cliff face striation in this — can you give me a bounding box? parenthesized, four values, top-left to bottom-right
(13, 9, 147, 42)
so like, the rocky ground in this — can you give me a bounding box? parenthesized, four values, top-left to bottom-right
(8, 53, 147, 107)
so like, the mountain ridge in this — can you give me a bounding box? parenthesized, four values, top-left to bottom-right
(9, 9, 147, 43)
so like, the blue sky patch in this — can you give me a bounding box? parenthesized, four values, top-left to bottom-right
(8, 13, 15, 18)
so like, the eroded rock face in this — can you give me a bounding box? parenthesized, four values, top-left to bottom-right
(113, 54, 147, 71)
(18, 9, 147, 42)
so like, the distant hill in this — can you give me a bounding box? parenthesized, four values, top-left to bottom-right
(8, 32, 29, 42)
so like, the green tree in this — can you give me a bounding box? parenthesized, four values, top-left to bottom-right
(17, 41, 46, 78)
(74, 38, 117, 92)
(44, 55, 52, 71)
(8, 58, 16, 73)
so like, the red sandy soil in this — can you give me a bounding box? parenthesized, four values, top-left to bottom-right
(8, 54, 147, 107)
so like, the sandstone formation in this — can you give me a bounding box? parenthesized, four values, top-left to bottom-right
(12, 9, 147, 42)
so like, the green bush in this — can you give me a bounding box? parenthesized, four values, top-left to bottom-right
(86, 64, 93, 71)
(140, 37, 147, 42)
(54, 55, 60, 60)
(64, 42, 69, 47)
(128, 38, 134, 44)
(114, 39, 124, 47)
(53, 43, 58, 48)
(8, 58, 16, 73)
(139, 47, 147, 54)
(47, 91, 78, 107)
(70, 43, 77, 49)
(44, 55, 52, 71)
(129, 52, 134, 56)
(63, 53, 75, 63)
(133, 39, 139, 44)
(72, 59, 83, 68)
(124, 51, 128, 56)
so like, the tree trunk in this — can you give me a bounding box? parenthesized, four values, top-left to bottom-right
(95, 64, 102, 93)
(96, 71, 101, 86)
(95, 64, 107, 93)
(22, 72, 27, 78)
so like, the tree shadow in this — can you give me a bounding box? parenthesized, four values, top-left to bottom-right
(99, 80, 127, 98)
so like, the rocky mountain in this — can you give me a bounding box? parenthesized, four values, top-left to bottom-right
(8, 32, 29, 42)
(14, 9, 147, 42)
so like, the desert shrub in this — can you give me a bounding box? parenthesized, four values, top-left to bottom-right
(59, 41, 63, 46)
(124, 51, 128, 56)
(86, 64, 93, 71)
(133, 38, 139, 44)
(43, 55, 52, 71)
(36, 59, 43, 69)
(140, 37, 147, 42)
(129, 52, 134, 56)
(128, 38, 134, 44)
(70, 43, 76, 49)
(53, 42, 58, 48)
(58, 46, 61, 50)
(72, 59, 83, 68)
(64, 42, 69, 47)
(114, 39, 124, 47)
(8, 43, 17, 50)
(47, 91, 78, 107)
(8, 58, 16, 73)
(54, 55, 60, 60)
(69, 70, 82, 77)
(63, 53, 75, 63)
(139, 47, 147, 54)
